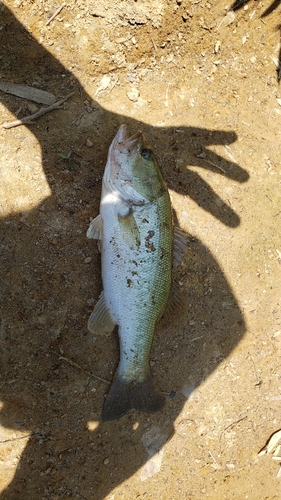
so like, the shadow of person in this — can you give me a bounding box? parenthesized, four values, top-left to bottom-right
(0, 5, 249, 499)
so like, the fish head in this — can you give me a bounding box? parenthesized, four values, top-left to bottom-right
(104, 125, 166, 205)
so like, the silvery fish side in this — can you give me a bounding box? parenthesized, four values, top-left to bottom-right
(87, 125, 173, 421)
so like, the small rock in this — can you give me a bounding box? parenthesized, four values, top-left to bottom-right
(86, 138, 93, 147)
(135, 97, 147, 107)
(112, 52, 126, 68)
(225, 10, 236, 25)
(27, 102, 39, 114)
(219, 10, 236, 29)
(95, 75, 111, 96)
(168, 390, 176, 399)
(127, 88, 139, 102)
(214, 40, 221, 54)
(84, 257, 92, 264)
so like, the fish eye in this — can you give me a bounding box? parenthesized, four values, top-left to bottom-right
(140, 148, 153, 160)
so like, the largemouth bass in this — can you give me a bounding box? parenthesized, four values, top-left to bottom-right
(87, 125, 173, 421)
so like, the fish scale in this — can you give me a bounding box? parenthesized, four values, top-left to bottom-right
(104, 196, 172, 381)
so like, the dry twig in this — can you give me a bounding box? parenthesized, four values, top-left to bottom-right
(0, 432, 47, 444)
(3, 93, 74, 129)
(50, 350, 110, 384)
(196, 154, 227, 173)
(46, 2, 66, 26)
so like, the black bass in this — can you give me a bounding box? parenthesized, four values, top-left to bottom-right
(87, 125, 173, 421)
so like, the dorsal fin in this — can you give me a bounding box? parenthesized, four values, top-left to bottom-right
(173, 226, 189, 270)
(158, 226, 189, 327)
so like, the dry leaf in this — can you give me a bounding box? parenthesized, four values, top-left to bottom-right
(0, 81, 56, 104)
(258, 429, 281, 456)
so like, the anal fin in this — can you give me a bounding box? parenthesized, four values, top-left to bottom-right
(88, 291, 116, 334)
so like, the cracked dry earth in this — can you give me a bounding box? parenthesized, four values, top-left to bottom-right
(0, 0, 281, 499)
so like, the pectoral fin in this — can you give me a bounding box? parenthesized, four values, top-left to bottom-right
(118, 209, 140, 250)
(87, 214, 103, 240)
(88, 291, 116, 334)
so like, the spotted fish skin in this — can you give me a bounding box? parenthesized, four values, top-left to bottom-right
(87, 125, 173, 421)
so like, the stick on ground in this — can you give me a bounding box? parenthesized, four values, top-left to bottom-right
(2, 92, 74, 129)
(46, 2, 66, 26)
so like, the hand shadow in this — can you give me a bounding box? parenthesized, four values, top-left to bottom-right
(231, 0, 281, 17)
(0, 5, 249, 499)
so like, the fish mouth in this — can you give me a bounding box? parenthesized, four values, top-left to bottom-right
(113, 125, 143, 154)
(119, 132, 143, 154)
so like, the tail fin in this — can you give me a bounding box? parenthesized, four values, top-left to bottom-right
(102, 374, 165, 422)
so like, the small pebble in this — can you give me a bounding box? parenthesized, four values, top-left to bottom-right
(168, 390, 176, 399)
(95, 75, 111, 96)
(127, 88, 139, 102)
(27, 103, 39, 113)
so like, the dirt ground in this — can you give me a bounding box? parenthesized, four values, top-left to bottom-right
(0, 0, 281, 498)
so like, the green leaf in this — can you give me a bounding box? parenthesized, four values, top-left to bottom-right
(68, 161, 76, 170)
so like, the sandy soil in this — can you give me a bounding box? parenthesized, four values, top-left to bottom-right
(0, 0, 281, 498)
